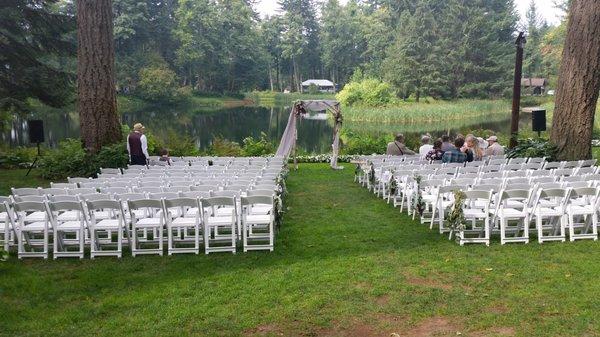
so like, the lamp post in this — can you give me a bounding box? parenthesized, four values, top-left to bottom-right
(510, 32, 526, 149)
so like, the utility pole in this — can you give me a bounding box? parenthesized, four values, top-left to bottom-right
(510, 32, 526, 149)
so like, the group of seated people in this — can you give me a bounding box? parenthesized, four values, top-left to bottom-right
(385, 133, 505, 164)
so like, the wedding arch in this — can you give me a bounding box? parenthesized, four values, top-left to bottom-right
(275, 100, 343, 169)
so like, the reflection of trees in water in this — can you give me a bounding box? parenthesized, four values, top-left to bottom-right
(4, 103, 536, 153)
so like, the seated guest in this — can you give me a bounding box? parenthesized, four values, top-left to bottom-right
(485, 135, 505, 156)
(159, 148, 172, 166)
(465, 135, 483, 161)
(442, 138, 467, 163)
(419, 134, 434, 159)
(386, 133, 415, 156)
(425, 139, 445, 161)
(441, 135, 454, 152)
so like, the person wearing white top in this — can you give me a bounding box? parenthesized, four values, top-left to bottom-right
(127, 123, 150, 165)
(419, 135, 433, 159)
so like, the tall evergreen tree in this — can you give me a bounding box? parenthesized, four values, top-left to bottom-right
(0, 0, 75, 114)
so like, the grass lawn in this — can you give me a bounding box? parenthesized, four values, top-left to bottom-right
(0, 169, 50, 196)
(1, 164, 600, 336)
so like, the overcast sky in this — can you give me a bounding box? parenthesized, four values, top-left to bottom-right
(255, 0, 563, 26)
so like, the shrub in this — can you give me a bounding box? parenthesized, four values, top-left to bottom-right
(39, 139, 128, 180)
(157, 131, 200, 157)
(336, 78, 393, 107)
(506, 138, 558, 161)
(0, 146, 38, 169)
(137, 65, 178, 102)
(241, 132, 274, 156)
(341, 131, 388, 155)
(39, 139, 93, 180)
(208, 137, 242, 156)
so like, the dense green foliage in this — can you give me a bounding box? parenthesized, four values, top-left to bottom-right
(2, 164, 600, 336)
(506, 138, 558, 161)
(39, 139, 128, 180)
(0, 0, 75, 115)
(336, 76, 393, 107)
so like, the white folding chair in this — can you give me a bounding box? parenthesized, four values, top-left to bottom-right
(87, 200, 129, 258)
(0, 197, 15, 252)
(491, 189, 532, 244)
(47, 201, 87, 259)
(241, 196, 275, 252)
(128, 199, 165, 256)
(532, 188, 571, 244)
(13, 201, 51, 259)
(457, 190, 493, 246)
(201, 197, 237, 254)
(566, 187, 599, 241)
(163, 198, 202, 255)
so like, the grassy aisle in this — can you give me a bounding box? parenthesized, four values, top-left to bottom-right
(1, 164, 599, 336)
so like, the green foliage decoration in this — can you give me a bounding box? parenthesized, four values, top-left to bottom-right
(447, 190, 467, 239)
(413, 174, 425, 217)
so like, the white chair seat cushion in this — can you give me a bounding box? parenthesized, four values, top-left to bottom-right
(463, 209, 487, 218)
(134, 217, 163, 227)
(94, 219, 121, 230)
(495, 208, 527, 218)
(0, 212, 8, 222)
(245, 214, 271, 224)
(207, 216, 234, 226)
(535, 207, 562, 217)
(215, 207, 235, 216)
(0, 222, 10, 230)
(22, 221, 47, 231)
(569, 205, 595, 214)
(250, 205, 272, 215)
(25, 212, 46, 222)
(170, 217, 199, 227)
(57, 211, 80, 221)
(56, 221, 84, 230)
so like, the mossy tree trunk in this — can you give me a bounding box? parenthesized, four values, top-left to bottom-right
(550, 0, 600, 160)
(77, 0, 122, 153)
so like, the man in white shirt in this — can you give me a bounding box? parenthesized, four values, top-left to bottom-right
(485, 135, 504, 156)
(127, 123, 150, 165)
(419, 135, 433, 159)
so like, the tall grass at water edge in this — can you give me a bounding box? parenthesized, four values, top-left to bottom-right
(342, 99, 511, 123)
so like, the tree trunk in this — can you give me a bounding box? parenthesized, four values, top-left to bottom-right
(550, 0, 600, 160)
(77, 0, 121, 153)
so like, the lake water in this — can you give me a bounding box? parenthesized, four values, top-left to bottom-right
(1, 103, 536, 152)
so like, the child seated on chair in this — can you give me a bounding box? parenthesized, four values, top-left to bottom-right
(159, 148, 172, 166)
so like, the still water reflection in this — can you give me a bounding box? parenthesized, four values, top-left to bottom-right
(1, 104, 535, 153)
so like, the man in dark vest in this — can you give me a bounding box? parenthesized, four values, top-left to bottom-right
(127, 123, 149, 165)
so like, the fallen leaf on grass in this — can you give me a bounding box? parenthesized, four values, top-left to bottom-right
(484, 268, 493, 271)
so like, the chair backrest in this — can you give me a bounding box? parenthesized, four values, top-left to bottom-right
(11, 187, 41, 196)
(252, 184, 278, 191)
(117, 193, 146, 201)
(201, 196, 236, 207)
(579, 159, 597, 167)
(40, 188, 68, 196)
(127, 199, 163, 211)
(554, 168, 573, 177)
(504, 171, 527, 178)
(180, 191, 211, 199)
(80, 193, 114, 201)
(68, 188, 98, 196)
(50, 182, 78, 189)
(140, 187, 163, 194)
(86, 199, 122, 211)
(224, 185, 248, 192)
(508, 157, 527, 164)
(463, 190, 493, 210)
(51, 195, 80, 202)
(100, 168, 122, 175)
(499, 189, 530, 202)
(543, 161, 562, 170)
(488, 159, 507, 166)
(522, 163, 542, 170)
(504, 183, 531, 191)
(212, 190, 240, 198)
(191, 185, 217, 192)
(561, 175, 583, 183)
(584, 174, 600, 182)
(163, 197, 200, 209)
(471, 184, 502, 192)
(15, 195, 46, 202)
(13, 201, 47, 212)
(162, 186, 190, 193)
(241, 195, 273, 206)
(505, 177, 529, 185)
(101, 187, 129, 194)
(503, 163, 523, 171)
(67, 177, 91, 184)
(169, 181, 192, 188)
(562, 161, 580, 169)
(246, 189, 276, 197)
(562, 181, 589, 188)
(530, 176, 555, 184)
(527, 157, 545, 164)
(576, 167, 596, 175)
(148, 192, 179, 200)
(48, 200, 84, 213)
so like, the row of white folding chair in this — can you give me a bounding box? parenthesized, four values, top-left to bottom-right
(1, 192, 277, 259)
(426, 184, 600, 245)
